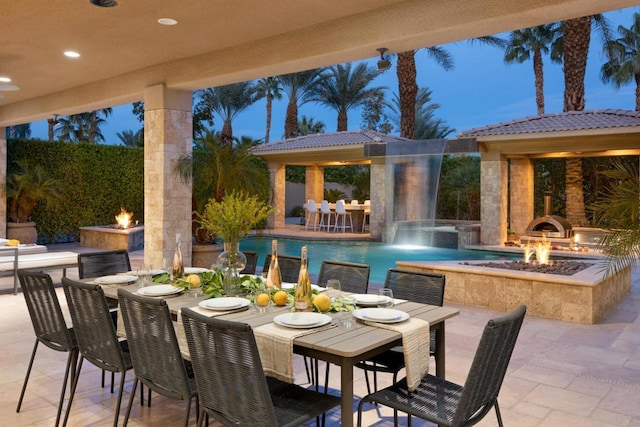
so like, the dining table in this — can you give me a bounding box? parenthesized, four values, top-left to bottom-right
(100, 281, 459, 427)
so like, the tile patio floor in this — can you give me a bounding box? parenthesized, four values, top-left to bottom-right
(0, 242, 638, 426)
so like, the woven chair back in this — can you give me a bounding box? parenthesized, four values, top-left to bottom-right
(262, 254, 302, 283)
(317, 260, 370, 294)
(240, 251, 258, 275)
(78, 250, 131, 279)
(18, 270, 75, 352)
(181, 308, 279, 425)
(117, 288, 193, 400)
(62, 278, 126, 373)
(454, 305, 527, 425)
(384, 268, 445, 306)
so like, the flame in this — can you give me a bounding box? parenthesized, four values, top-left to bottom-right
(115, 207, 133, 229)
(524, 235, 551, 265)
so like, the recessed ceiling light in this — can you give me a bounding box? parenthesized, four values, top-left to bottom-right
(90, 0, 118, 7)
(64, 51, 81, 58)
(0, 77, 11, 83)
(157, 18, 178, 26)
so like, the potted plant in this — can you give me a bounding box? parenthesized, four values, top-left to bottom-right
(6, 160, 62, 243)
(197, 190, 273, 295)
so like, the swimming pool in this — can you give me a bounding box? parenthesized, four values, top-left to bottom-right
(240, 237, 517, 284)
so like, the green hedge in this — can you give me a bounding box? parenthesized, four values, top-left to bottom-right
(8, 139, 144, 243)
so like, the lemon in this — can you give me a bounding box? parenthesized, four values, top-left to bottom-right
(256, 292, 270, 307)
(313, 293, 331, 312)
(273, 290, 289, 306)
(185, 274, 201, 288)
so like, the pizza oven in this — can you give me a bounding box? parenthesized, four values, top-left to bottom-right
(525, 194, 573, 239)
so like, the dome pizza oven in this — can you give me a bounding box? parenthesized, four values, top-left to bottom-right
(525, 194, 573, 239)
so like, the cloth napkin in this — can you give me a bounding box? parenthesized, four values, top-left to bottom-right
(254, 322, 337, 383)
(363, 317, 430, 392)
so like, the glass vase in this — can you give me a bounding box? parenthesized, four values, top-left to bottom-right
(217, 241, 247, 296)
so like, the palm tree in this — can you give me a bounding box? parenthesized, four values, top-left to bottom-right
(307, 62, 384, 131)
(175, 131, 270, 243)
(196, 82, 258, 146)
(553, 14, 613, 226)
(55, 108, 113, 143)
(296, 115, 325, 136)
(117, 129, 144, 147)
(504, 24, 558, 114)
(589, 160, 640, 275)
(600, 12, 640, 110)
(6, 124, 31, 139)
(387, 87, 454, 139)
(278, 68, 325, 138)
(255, 77, 282, 143)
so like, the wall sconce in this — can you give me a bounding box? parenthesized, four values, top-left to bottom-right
(376, 48, 392, 71)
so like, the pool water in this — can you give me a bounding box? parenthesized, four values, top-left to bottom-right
(240, 237, 517, 284)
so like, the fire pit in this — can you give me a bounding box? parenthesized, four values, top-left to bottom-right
(79, 207, 144, 251)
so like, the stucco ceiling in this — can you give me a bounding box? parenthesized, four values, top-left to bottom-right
(0, 0, 637, 127)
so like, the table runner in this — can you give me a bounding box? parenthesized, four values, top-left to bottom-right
(254, 321, 337, 383)
(363, 317, 430, 391)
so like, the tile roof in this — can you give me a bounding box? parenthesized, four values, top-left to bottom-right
(459, 109, 640, 137)
(251, 130, 410, 153)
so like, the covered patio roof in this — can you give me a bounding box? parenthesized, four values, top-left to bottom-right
(252, 130, 410, 165)
(459, 109, 640, 158)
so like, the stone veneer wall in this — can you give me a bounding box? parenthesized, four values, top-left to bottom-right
(397, 261, 631, 324)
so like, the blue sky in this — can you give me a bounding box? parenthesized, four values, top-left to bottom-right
(30, 6, 640, 144)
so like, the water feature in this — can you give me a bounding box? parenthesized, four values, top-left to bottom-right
(240, 237, 517, 284)
(384, 139, 446, 246)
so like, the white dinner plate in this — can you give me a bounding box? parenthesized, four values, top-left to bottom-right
(353, 308, 409, 323)
(137, 284, 183, 297)
(281, 283, 326, 292)
(184, 267, 211, 275)
(273, 312, 332, 329)
(94, 275, 138, 285)
(351, 294, 391, 306)
(199, 297, 250, 311)
(126, 269, 166, 276)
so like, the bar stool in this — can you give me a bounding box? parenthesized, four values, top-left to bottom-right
(318, 200, 334, 231)
(334, 200, 353, 233)
(304, 200, 319, 231)
(362, 204, 370, 233)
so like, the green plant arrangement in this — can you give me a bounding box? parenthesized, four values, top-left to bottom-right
(197, 190, 273, 243)
(197, 190, 273, 295)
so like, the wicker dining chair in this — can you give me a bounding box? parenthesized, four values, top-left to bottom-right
(316, 260, 370, 294)
(117, 288, 197, 427)
(77, 249, 131, 279)
(16, 270, 79, 427)
(356, 268, 445, 395)
(357, 305, 527, 427)
(240, 250, 259, 275)
(181, 307, 341, 427)
(262, 253, 302, 283)
(61, 278, 136, 427)
(77, 249, 132, 390)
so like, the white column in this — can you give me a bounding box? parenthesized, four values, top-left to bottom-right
(143, 85, 193, 268)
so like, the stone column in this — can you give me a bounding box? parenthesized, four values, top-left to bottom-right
(370, 158, 386, 241)
(509, 158, 534, 237)
(143, 85, 193, 268)
(480, 151, 508, 245)
(405, 162, 423, 221)
(268, 162, 286, 229)
(0, 128, 5, 238)
(305, 165, 324, 203)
